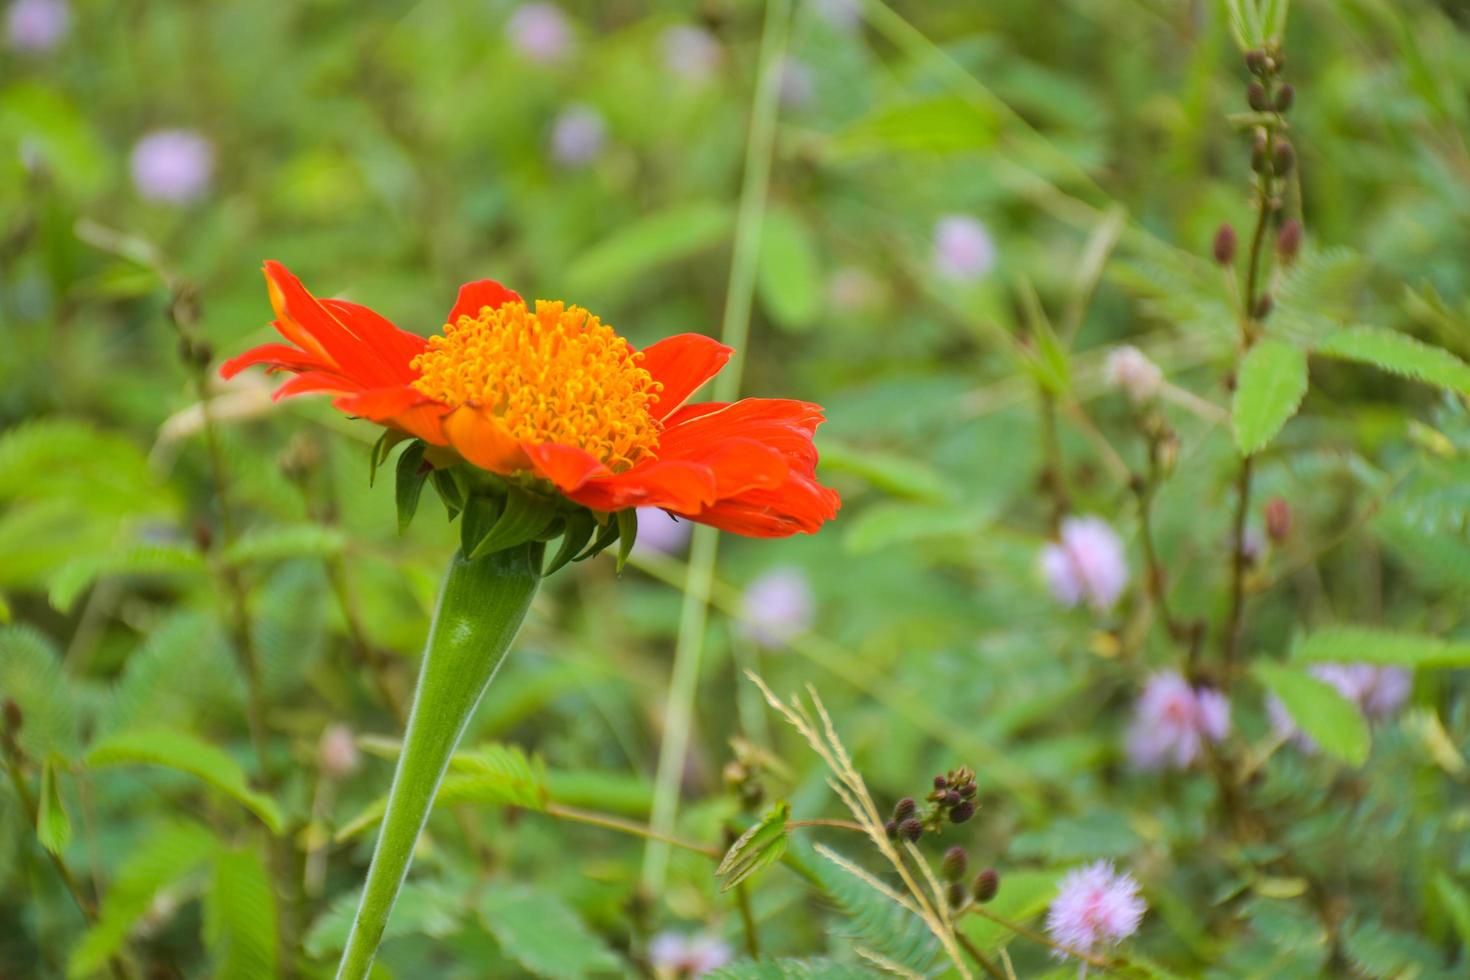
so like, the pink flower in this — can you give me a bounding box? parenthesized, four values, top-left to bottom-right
(1040, 516, 1128, 612)
(507, 3, 572, 64)
(549, 104, 606, 168)
(1104, 345, 1163, 403)
(1270, 662, 1413, 750)
(661, 24, 723, 84)
(317, 723, 361, 780)
(649, 932, 732, 977)
(6, 0, 68, 51)
(933, 215, 995, 281)
(738, 567, 814, 648)
(1126, 672, 1230, 770)
(634, 508, 693, 557)
(130, 130, 214, 204)
(1046, 861, 1146, 957)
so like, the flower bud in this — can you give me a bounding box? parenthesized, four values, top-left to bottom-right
(942, 846, 969, 881)
(944, 789, 961, 807)
(1274, 84, 1294, 112)
(949, 800, 975, 824)
(2, 699, 21, 735)
(1212, 223, 1237, 265)
(893, 797, 916, 822)
(1244, 49, 1268, 75)
(884, 819, 898, 839)
(1247, 82, 1270, 112)
(1276, 218, 1302, 263)
(1264, 497, 1291, 542)
(1272, 140, 1294, 176)
(898, 818, 924, 843)
(933, 775, 947, 790)
(958, 782, 977, 799)
(317, 723, 362, 780)
(947, 882, 967, 908)
(1251, 132, 1268, 173)
(973, 868, 999, 903)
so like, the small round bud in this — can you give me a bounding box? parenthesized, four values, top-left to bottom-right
(898, 818, 924, 843)
(1274, 84, 1294, 113)
(947, 882, 967, 908)
(973, 868, 1000, 903)
(1264, 497, 1292, 542)
(942, 846, 969, 882)
(1272, 140, 1295, 176)
(1247, 82, 1270, 112)
(1251, 132, 1268, 173)
(958, 782, 976, 799)
(192, 520, 214, 554)
(1276, 218, 1302, 263)
(1253, 294, 1274, 319)
(949, 801, 975, 824)
(893, 797, 917, 822)
(1245, 49, 1268, 75)
(884, 820, 898, 839)
(1212, 223, 1237, 265)
(944, 789, 961, 807)
(933, 775, 947, 790)
(3, 698, 22, 734)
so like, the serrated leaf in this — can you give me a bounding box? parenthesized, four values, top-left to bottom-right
(1233, 338, 1308, 455)
(810, 844, 940, 974)
(1316, 325, 1470, 394)
(0, 625, 77, 759)
(87, 729, 284, 832)
(48, 543, 205, 612)
(206, 849, 277, 980)
(68, 821, 219, 977)
(1253, 663, 1370, 765)
(395, 441, 429, 533)
(0, 417, 174, 516)
(36, 754, 71, 854)
(717, 802, 790, 893)
(757, 208, 822, 331)
(564, 201, 732, 298)
(1293, 625, 1470, 669)
(103, 612, 242, 735)
(479, 884, 621, 979)
(305, 881, 464, 958)
(219, 524, 345, 566)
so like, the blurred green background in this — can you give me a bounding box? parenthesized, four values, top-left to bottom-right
(4, 0, 1470, 977)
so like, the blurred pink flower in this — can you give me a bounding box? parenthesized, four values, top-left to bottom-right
(550, 104, 606, 168)
(1104, 345, 1163, 404)
(933, 215, 995, 281)
(507, 2, 572, 63)
(130, 130, 214, 204)
(635, 508, 692, 557)
(1040, 516, 1128, 612)
(6, 0, 69, 52)
(1046, 861, 1145, 957)
(738, 567, 814, 648)
(661, 24, 723, 83)
(317, 723, 361, 780)
(1270, 662, 1412, 750)
(649, 932, 732, 977)
(1125, 672, 1230, 770)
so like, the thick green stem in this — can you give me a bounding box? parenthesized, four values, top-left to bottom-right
(335, 542, 542, 980)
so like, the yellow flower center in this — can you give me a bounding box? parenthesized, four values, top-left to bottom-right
(410, 299, 663, 470)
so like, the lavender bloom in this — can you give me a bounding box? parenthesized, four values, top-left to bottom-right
(1104, 345, 1163, 404)
(506, 2, 572, 64)
(1269, 662, 1413, 750)
(738, 567, 815, 648)
(634, 508, 692, 557)
(6, 0, 68, 52)
(932, 215, 996, 282)
(549, 104, 606, 169)
(130, 130, 214, 204)
(1046, 861, 1146, 957)
(1040, 516, 1128, 612)
(661, 24, 723, 84)
(1125, 672, 1230, 770)
(649, 932, 733, 977)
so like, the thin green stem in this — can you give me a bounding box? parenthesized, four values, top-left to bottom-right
(956, 930, 1007, 980)
(642, 0, 790, 893)
(544, 802, 719, 858)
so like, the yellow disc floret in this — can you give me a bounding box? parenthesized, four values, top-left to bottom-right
(410, 300, 663, 470)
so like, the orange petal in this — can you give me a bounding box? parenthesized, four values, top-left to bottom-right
(638, 334, 734, 421)
(524, 442, 611, 493)
(442, 406, 527, 474)
(447, 279, 524, 324)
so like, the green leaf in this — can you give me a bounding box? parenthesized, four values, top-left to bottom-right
(1316, 325, 1470, 395)
(815, 443, 954, 504)
(36, 754, 71, 854)
(809, 844, 940, 973)
(844, 502, 990, 555)
(468, 487, 559, 559)
(757, 208, 822, 331)
(1252, 663, 1370, 765)
(563, 202, 732, 297)
(0, 417, 173, 516)
(305, 881, 465, 958)
(220, 524, 346, 566)
(1433, 873, 1470, 949)
(717, 801, 790, 893)
(48, 543, 205, 612)
(0, 625, 77, 759)
(369, 429, 411, 487)
(206, 849, 278, 980)
(86, 729, 284, 832)
(1293, 625, 1470, 669)
(1260, 0, 1291, 41)
(959, 868, 1067, 952)
(69, 821, 219, 977)
(395, 441, 429, 533)
(103, 612, 242, 735)
(1232, 338, 1308, 455)
(709, 959, 877, 979)
(834, 95, 997, 155)
(479, 884, 621, 979)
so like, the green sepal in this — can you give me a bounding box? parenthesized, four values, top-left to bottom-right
(431, 468, 467, 521)
(575, 515, 622, 563)
(467, 487, 559, 560)
(369, 430, 411, 487)
(394, 442, 429, 534)
(614, 509, 638, 572)
(37, 752, 72, 854)
(543, 511, 596, 577)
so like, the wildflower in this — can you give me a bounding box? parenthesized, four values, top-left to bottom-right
(660, 24, 722, 84)
(550, 104, 607, 169)
(1270, 662, 1412, 749)
(506, 2, 571, 64)
(221, 263, 839, 543)
(318, 723, 361, 780)
(634, 508, 692, 556)
(737, 567, 816, 646)
(1040, 516, 1128, 612)
(1046, 861, 1145, 957)
(130, 130, 213, 204)
(1103, 345, 1162, 404)
(1125, 672, 1230, 770)
(649, 932, 732, 977)
(932, 215, 995, 282)
(5, 0, 67, 51)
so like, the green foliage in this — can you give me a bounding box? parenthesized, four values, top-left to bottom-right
(0, 625, 76, 759)
(304, 882, 464, 958)
(709, 960, 877, 979)
(478, 884, 621, 979)
(220, 524, 347, 566)
(959, 868, 1065, 952)
(1315, 325, 1470, 395)
(758, 208, 823, 331)
(1232, 338, 1308, 455)
(48, 543, 205, 612)
(1252, 662, 1370, 765)
(810, 845, 941, 975)
(35, 754, 71, 855)
(1294, 626, 1470, 669)
(563, 202, 733, 298)
(717, 801, 791, 893)
(206, 849, 279, 980)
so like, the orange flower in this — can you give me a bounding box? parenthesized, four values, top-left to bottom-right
(222, 262, 840, 537)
